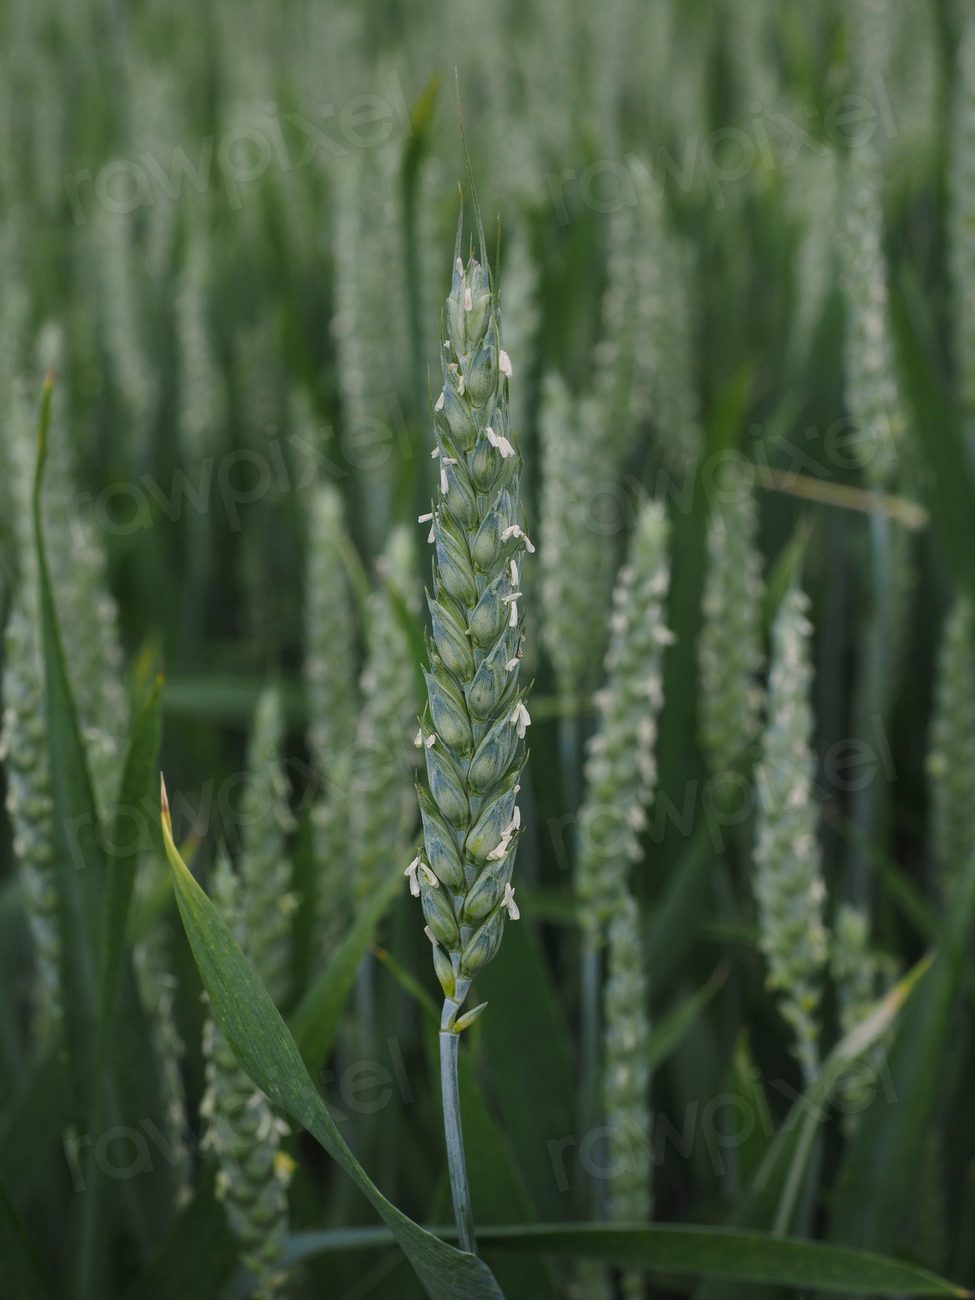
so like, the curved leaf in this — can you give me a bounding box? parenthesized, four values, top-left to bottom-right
(282, 1223, 969, 1296)
(160, 781, 503, 1300)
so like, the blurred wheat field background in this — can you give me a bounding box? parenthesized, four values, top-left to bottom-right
(2, 1, 975, 1298)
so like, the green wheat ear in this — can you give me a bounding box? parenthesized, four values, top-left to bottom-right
(698, 482, 765, 780)
(352, 526, 421, 909)
(576, 499, 673, 947)
(754, 586, 828, 1083)
(539, 371, 617, 701)
(409, 213, 532, 1026)
(603, 889, 652, 1300)
(927, 596, 975, 896)
(304, 482, 359, 959)
(201, 854, 293, 1300)
(1, 601, 60, 1041)
(200, 686, 296, 1296)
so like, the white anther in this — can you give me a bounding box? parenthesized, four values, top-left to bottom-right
(510, 701, 531, 738)
(502, 883, 520, 921)
(499, 349, 512, 377)
(435, 391, 445, 412)
(404, 856, 421, 897)
(500, 524, 535, 553)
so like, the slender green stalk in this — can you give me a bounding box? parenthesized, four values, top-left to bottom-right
(439, 1008, 476, 1256)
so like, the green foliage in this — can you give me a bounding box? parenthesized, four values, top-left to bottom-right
(1, 3, 973, 1297)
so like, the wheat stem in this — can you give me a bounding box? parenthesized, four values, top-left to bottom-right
(439, 1007, 476, 1255)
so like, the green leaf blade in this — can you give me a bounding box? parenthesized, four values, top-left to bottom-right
(159, 781, 503, 1299)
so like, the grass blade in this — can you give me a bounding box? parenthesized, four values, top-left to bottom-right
(283, 1224, 969, 1295)
(694, 953, 933, 1300)
(160, 780, 504, 1299)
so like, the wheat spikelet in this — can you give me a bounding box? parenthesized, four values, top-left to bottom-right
(787, 151, 841, 364)
(927, 596, 975, 894)
(331, 143, 408, 544)
(305, 483, 359, 956)
(603, 890, 652, 1296)
(576, 501, 672, 947)
(352, 527, 420, 908)
(0, 602, 60, 1040)
(592, 199, 654, 467)
(201, 858, 293, 1299)
(754, 587, 828, 1081)
(841, 4, 905, 490)
(199, 692, 296, 1294)
(698, 483, 764, 778)
(639, 173, 704, 475)
(538, 373, 617, 700)
(200, 685, 299, 1282)
(408, 218, 533, 1025)
(61, 509, 129, 818)
(238, 686, 297, 1005)
(90, 211, 154, 469)
(176, 223, 226, 465)
(830, 901, 896, 1132)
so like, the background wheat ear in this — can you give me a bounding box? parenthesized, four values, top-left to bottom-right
(304, 482, 359, 962)
(927, 596, 975, 897)
(201, 853, 293, 1300)
(698, 482, 764, 781)
(754, 585, 828, 1084)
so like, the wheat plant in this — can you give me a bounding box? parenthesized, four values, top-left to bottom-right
(408, 209, 532, 1253)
